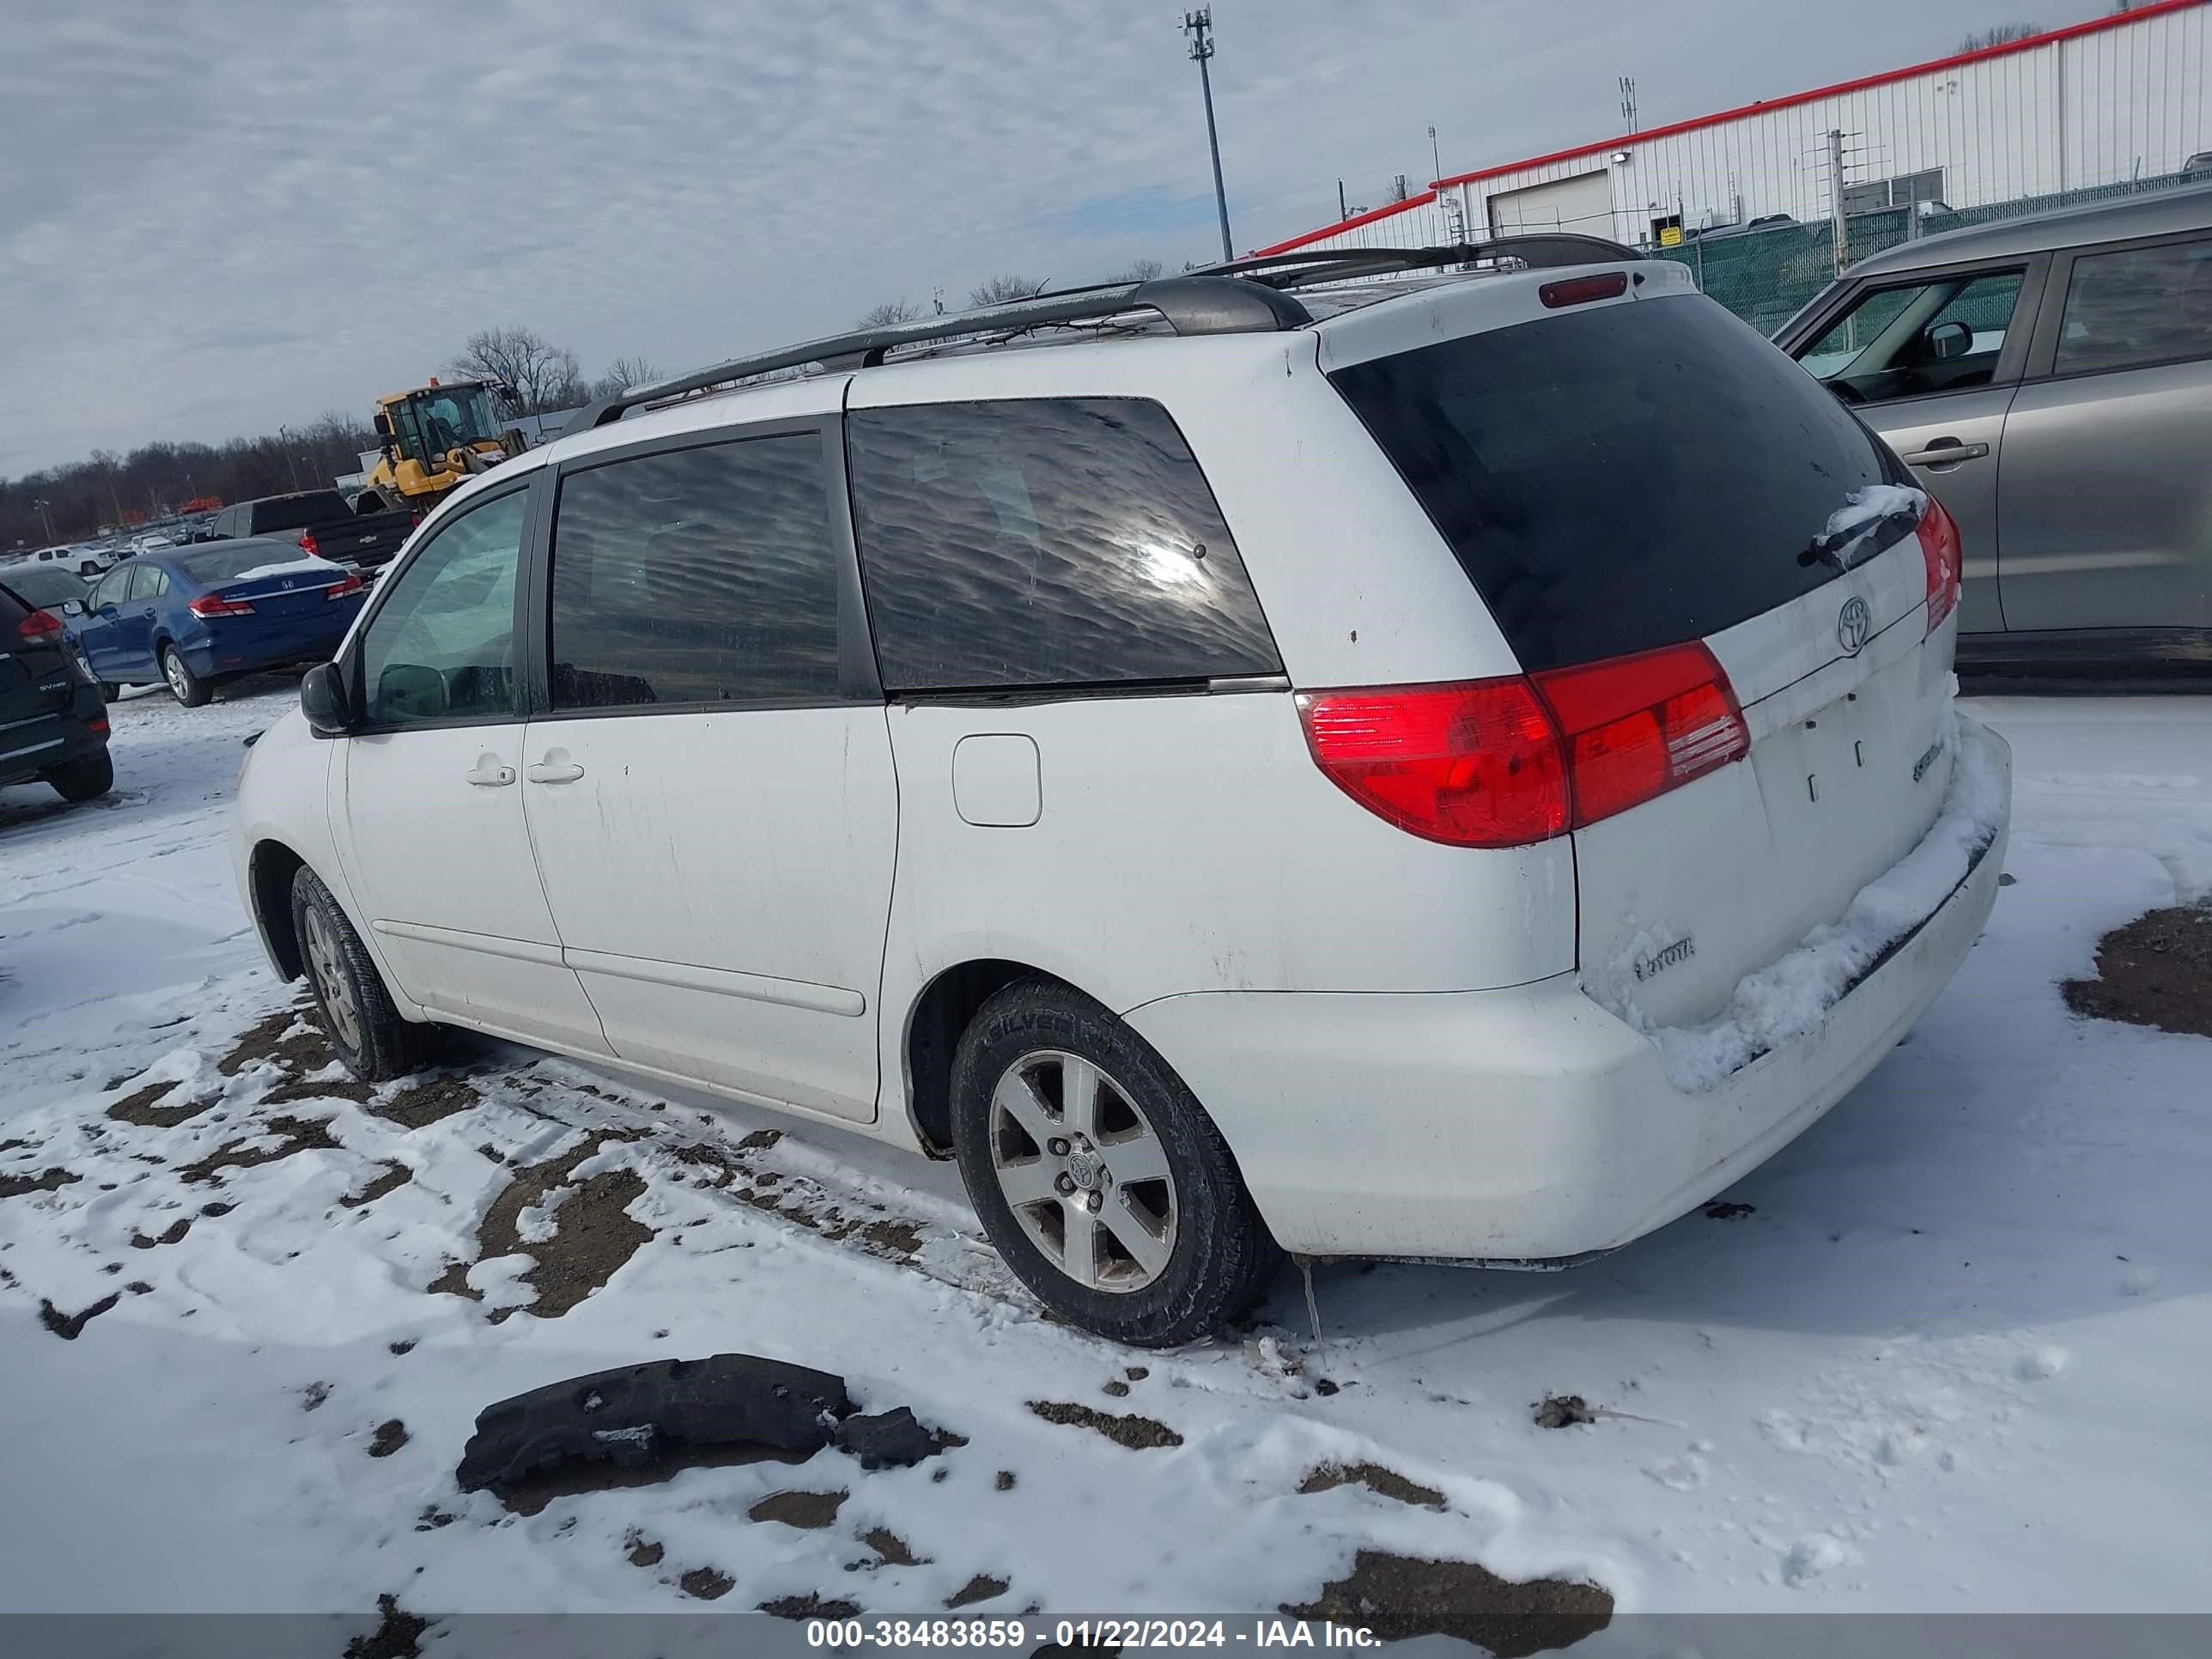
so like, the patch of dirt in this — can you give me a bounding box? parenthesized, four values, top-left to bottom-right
(860, 1219, 923, 1260)
(1534, 1395, 1598, 1430)
(1026, 1400, 1184, 1450)
(947, 1574, 1010, 1609)
(368, 1419, 410, 1457)
(374, 1076, 482, 1130)
(344, 1594, 429, 1659)
(262, 1075, 375, 1106)
(200, 1200, 234, 1218)
(748, 1489, 848, 1530)
(107, 1081, 211, 1128)
(177, 1115, 338, 1185)
(130, 1218, 191, 1249)
(303, 1382, 331, 1412)
(1124, 1365, 1148, 1382)
(1284, 1550, 1612, 1658)
(40, 1292, 120, 1340)
(341, 1163, 411, 1210)
(1101, 1378, 1130, 1397)
(415, 1507, 456, 1532)
(1298, 1462, 1447, 1510)
(0, 1167, 80, 1200)
(680, 1568, 734, 1601)
(2063, 906, 2212, 1039)
(0, 1137, 27, 1155)
(389, 1339, 416, 1356)
(994, 1470, 1016, 1492)
(625, 1533, 664, 1568)
(737, 1128, 782, 1151)
(762, 1592, 860, 1620)
(862, 1527, 925, 1567)
(218, 1009, 331, 1079)
(1704, 1201, 1757, 1220)
(431, 1132, 652, 1322)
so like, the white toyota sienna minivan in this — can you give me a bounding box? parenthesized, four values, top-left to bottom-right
(234, 240, 2011, 1346)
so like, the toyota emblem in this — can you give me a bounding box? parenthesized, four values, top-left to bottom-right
(1838, 596, 1871, 656)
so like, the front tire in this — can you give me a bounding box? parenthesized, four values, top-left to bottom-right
(949, 981, 1281, 1347)
(160, 644, 211, 707)
(290, 865, 424, 1081)
(46, 749, 113, 802)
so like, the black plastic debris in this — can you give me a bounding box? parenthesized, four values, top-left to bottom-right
(455, 1354, 850, 1492)
(835, 1406, 944, 1470)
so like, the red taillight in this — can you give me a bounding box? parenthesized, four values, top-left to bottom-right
(87, 716, 110, 737)
(188, 593, 255, 618)
(1297, 643, 1748, 847)
(1533, 641, 1750, 828)
(298, 530, 319, 557)
(15, 607, 64, 641)
(1297, 678, 1569, 848)
(325, 571, 364, 599)
(410, 509, 425, 526)
(1917, 495, 1963, 633)
(1539, 270, 1630, 308)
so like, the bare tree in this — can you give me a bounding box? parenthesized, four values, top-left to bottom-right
(587, 356, 665, 400)
(1117, 258, 1166, 283)
(859, 297, 927, 327)
(1956, 22, 2040, 51)
(446, 325, 586, 416)
(967, 274, 1048, 307)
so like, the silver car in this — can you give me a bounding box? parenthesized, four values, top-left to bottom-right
(1776, 185, 2212, 674)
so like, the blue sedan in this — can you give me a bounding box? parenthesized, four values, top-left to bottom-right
(67, 538, 368, 706)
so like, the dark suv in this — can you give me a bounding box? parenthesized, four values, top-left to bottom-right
(0, 575, 112, 802)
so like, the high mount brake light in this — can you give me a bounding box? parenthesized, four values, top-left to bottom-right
(1917, 496, 1963, 633)
(1297, 642, 1749, 847)
(1539, 270, 1630, 308)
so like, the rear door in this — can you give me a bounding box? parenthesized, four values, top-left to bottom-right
(517, 422, 897, 1122)
(76, 566, 135, 679)
(1785, 258, 2047, 637)
(1330, 283, 1960, 1040)
(1999, 228, 2212, 633)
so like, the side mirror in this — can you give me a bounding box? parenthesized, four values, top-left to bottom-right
(373, 410, 395, 439)
(1925, 319, 1974, 362)
(301, 660, 353, 737)
(60, 599, 83, 617)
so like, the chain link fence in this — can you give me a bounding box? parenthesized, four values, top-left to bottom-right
(1654, 169, 2205, 336)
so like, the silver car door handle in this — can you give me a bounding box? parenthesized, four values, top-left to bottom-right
(1903, 440, 1990, 466)
(465, 760, 516, 787)
(526, 759, 585, 785)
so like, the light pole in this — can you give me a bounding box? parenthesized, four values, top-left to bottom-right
(1183, 9, 1233, 262)
(32, 497, 55, 543)
(278, 426, 304, 492)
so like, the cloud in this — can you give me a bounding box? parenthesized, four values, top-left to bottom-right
(0, 0, 2023, 472)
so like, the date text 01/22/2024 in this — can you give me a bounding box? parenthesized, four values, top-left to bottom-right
(804, 1618, 1382, 1649)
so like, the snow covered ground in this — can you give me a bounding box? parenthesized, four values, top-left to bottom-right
(3, 681, 2209, 1626)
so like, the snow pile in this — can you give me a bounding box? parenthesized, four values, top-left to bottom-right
(1644, 706, 2008, 1091)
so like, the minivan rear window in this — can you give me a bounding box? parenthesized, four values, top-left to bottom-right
(1328, 293, 1905, 672)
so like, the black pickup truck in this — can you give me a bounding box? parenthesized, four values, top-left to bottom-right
(193, 491, 415, 570)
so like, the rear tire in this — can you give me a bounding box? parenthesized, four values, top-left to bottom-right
(949, 981, 1282, 1347)
(160, 645, 210, 708)
(290, 865, 425, 1081)
(46, 749, 113, 802)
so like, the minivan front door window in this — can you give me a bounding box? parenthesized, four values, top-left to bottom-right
(1797, 269, 2026, 404)
(356, 489, 526, 725)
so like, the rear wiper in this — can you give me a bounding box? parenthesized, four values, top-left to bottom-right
(1796, 506, 1921, 574)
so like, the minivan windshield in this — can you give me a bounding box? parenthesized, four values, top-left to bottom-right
(1329, 292, 1911, 672)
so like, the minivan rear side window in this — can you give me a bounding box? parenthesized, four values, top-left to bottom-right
(847, 398, 1280, 691)
(1330, 294, 1903, 673)
(547, 435, 843, 710)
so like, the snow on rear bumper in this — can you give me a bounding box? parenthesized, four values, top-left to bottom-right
(1125, 714, 2012, 1261)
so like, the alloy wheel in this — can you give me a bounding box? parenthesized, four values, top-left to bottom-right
(302, 905, 362, 1053)
(988, 1048, 1179, 1294)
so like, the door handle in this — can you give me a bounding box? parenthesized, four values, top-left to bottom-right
(1903, 440, 1990, 467)
(465, 757, 516, 787)
(526, 756, 585, 785)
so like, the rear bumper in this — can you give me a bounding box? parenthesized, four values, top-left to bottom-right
(1125, 715, 2013, 1261)
(187, 617, 355, 678)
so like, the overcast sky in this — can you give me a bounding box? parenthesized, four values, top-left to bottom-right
(1, 0, 2063, 476)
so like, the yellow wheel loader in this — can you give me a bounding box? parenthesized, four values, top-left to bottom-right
(354, 379, 528, 516)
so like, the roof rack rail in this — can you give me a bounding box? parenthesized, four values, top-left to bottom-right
(1199, 234, 1645, 290)
(565, 236, 1642, 435)
(567, 275, 1314, 433)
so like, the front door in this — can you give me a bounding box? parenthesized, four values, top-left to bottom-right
(331, 478, 611, 1054)
(1998, 230, 2212, 633)
(518, 427, 896, 1122)
(1790, 261, 2040, 637)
